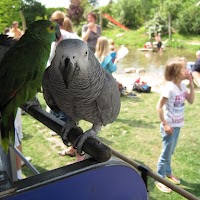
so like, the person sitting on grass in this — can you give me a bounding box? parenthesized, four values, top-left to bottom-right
(190, 50, 200, 87)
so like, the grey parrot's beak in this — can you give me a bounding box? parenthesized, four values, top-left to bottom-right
(61, 57, 75, 88)
(55, 24, 61, 41)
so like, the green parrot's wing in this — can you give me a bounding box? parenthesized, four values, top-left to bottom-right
(0, 20, 61, 152)
(0, 41, 49, 152)
(0, 20, 60, 109)
(0, 42, 45, 108)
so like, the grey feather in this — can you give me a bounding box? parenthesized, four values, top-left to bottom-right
(42, 39, 121, 152)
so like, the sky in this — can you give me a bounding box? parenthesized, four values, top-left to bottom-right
(36, 0, 111, 8)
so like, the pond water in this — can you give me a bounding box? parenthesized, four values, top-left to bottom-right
(114, 47, 196, 92)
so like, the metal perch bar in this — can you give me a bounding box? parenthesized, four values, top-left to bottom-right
(11, 146, 40, 175)
(112, 149, 200, 200)
(20, 104, 112, 163)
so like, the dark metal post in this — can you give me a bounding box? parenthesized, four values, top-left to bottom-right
(138, 165, 149, 192)
(0, 146, 17, 182)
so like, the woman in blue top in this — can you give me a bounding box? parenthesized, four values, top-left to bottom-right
(95, 36, 118, 74)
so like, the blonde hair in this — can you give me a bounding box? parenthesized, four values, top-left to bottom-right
(108, 38, 114, 45)
(12, 21, 19, 25)
(63, 17, 74, 33)
(109, 44, 115, 51)
(108, 38, 115, 51)
(50, 11, 65, 26)
(196, 50, 200, 58)
(165, 57, 187, 81)
(95, 36, 110, 62)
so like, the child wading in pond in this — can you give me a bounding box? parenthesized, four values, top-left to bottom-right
(155, 57, 195, 193)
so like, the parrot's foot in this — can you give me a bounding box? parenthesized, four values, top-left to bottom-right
(23, 97, 41, 111)
(61, 119, 77, 146)
(73, 129, 98, 155)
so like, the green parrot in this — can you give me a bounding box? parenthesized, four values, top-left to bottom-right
(0, 20, 61, 152)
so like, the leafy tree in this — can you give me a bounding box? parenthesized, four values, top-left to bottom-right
(81, 0, 93, 18)
(0, 0, 22, 32)
(163, 0, 183, 39)
(176, 5, 200, 34)
(100, 3, 113, 28)
(0, 0, 48, 32)
(68, 0, 84, 25)
(111, 0, 145, 29)
(163, 0, 183, 20)
(145, 12, 168, 39)
(21, 0, 46, 26)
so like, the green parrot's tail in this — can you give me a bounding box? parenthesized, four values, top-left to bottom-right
(0, 112, 15, 153)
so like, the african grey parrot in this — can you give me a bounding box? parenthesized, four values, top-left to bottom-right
(42, 39, 121, 154)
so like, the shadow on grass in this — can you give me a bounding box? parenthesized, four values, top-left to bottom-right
(179, 179, 200, 198)
(116, 118, 156, 129)
(22, 131, 34, 140)
(121, 95, 143, 102)
(145, 175, 200, 200)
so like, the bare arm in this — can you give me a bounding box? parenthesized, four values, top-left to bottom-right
(156, 96, 173, 134)
(82, 23, 94, 42)
(185, 72, 195, 104)
(82, 28, 91, 42)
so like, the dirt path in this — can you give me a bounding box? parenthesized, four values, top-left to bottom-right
(187, 42, 200, 46)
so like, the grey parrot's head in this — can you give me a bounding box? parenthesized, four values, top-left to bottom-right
(55, 39, 92, 85)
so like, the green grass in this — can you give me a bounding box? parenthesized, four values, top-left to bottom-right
(101, 26, 200, 52)
(102, 26, 150, 48)
(21, 92, 200, 200)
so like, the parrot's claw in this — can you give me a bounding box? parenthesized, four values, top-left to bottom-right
(61, 119, 77, 147)
(73, 129, 98, 155)
(23, 97, 41, 111)
(62, 138, 71, 147)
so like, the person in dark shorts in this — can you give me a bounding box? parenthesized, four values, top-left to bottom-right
(155, 33, 162, 52)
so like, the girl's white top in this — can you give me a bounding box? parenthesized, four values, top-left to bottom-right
(162, 81, 187, 127)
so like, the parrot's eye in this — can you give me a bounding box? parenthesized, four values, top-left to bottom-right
(73, 56, 75, 59)
(85, 51, 88, 56)
(50, 25, 54, 30)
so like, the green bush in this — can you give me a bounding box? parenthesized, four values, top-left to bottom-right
(145, 12, 168, 39)
(175, 5, 200, 34)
